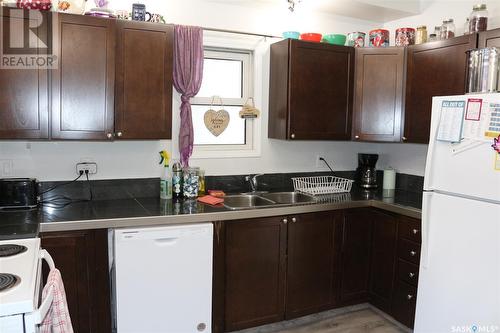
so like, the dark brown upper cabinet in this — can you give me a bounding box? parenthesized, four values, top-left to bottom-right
(115, 21, 173, 139)
(479, 28, 500, 48)
(403, 34, 477, 144)
(51, 14, 116, 140)
(269, 39, 354, 140)
(352, 47, 405, 142)
(0, 8, 49, 139)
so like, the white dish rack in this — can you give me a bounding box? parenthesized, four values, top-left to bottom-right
(292, 176, 353, 196)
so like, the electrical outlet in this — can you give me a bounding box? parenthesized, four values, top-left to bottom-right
(315, 154, 326, 169)
(76, 162, 97, 175)
(0, 160, 13, 177)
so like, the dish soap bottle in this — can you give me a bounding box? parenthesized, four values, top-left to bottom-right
(159, 150, 172, 200)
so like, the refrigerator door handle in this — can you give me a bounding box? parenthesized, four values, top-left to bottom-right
(421, 192, 433, 269)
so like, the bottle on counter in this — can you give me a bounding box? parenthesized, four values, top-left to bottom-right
(198, 169, 206, 197)
(415, 25, 427, 44)
(441, 19, 456, 39)
(172, 161, 183, 200)
(464, 18, 470, 35)
(434, 26, 442, 40)
(469, 4, 488, 33)
(159, 150, 172, 200)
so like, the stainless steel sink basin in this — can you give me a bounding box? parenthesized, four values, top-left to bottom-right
(223, 194, 276, 210)
(261, 192, 316, 205)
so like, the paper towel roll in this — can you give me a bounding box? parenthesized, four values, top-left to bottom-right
(383, 168, 396, 190)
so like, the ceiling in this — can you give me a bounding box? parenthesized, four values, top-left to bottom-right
(210, 0, 423, 23)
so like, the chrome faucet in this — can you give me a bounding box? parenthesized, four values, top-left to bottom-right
(245, 174, 264, 192)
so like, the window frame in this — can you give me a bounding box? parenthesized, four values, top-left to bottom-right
(190, 45, 260, 158)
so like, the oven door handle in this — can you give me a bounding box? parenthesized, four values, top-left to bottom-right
(32, 250, 55, 325)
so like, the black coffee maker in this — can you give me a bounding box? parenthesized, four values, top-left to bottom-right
(356, 153, 378, 189)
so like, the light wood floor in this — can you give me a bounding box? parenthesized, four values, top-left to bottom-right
(235, 305, 410, 333)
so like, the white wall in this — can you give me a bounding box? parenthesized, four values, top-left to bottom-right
(0, 0, 432, 181)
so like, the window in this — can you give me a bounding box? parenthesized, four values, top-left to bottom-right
(191, 48, 258, 157)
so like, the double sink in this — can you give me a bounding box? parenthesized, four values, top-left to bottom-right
(223, 192, 316, 210)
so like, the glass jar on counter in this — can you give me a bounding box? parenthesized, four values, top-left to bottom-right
(469, 4, 488, 33)
(464, 18, 470, 35)
(415, 25, 427, 44)
(182, 167, 200, 198)
(429, 33, 438, 42)
(441, 19, 455, 39)
(198, 170, 206, 197)
(395, 27, 415, 47)
(434, 26, 442, 40)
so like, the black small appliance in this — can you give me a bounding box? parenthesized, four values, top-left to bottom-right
(355, 154, 379, 189)
(0, 178, 38, 209)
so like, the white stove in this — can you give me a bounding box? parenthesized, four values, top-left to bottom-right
(0, 237, 55, 333)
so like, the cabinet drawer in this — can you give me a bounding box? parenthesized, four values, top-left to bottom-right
(392, 281, 417, 328)
(398, 217, 421, 244)
(398, 239, 421, 265)
(398, 260, 419, 286)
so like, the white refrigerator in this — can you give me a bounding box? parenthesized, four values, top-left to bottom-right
(415, 93, 500, 333)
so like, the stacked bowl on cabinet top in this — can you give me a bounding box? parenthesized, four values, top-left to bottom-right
(283, 3, 490, 48)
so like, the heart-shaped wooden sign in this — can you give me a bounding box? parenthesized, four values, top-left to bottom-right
(204, 109, 230, 137)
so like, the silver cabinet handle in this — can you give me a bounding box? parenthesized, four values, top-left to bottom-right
(402, 136, 408, 142)
(106, 133, 113, 139)
(354, 135, 360, 139)
(407, 294, 414, 300)
(291, 217, 297, 223)
(409, 272, 415, 278)
(283, 218, 288, 224)
(410, 250, 417, 257)
(116, 131, 123, 137)
(412, 229, 419, 234)
(290, 133, 295, 139)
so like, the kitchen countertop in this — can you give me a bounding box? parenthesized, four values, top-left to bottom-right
(0, 188, 422, 234)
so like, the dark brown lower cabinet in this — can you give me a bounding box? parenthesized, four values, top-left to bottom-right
(340, 208, 373, 304)
(391, 281, 417, 328)
(223, 217, 287, 332)
(213, 208, 421, 332)
(369, 210, 398, 312)
(286, 211, 340, 319)
(40, 229, 111, 333)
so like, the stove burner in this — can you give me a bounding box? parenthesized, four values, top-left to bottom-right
(0, 273, 19, 292)
(0, 244, 27, 258)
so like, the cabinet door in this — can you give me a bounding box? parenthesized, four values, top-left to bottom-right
(404, 34, 477, 143)
(369, 210, 398, 312)
(286, 211, 337, 319)
(353, 48, 405, 142)
(340, 208, 373, 304)
(479, 28, 500, 48)
(51, 14, 115, 139)
(40, 229, 111, 333)
(224, 217, 287, 331)
(288, 40, 354, 140)
(115, 21, 173, 139)
(0, 8, 49, 139)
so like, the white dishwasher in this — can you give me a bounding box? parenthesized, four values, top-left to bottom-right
(111, 223, 213, 333)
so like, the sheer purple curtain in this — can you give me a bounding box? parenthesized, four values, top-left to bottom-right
(173, 25, 204, 167)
